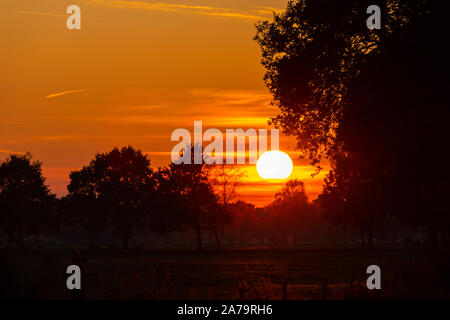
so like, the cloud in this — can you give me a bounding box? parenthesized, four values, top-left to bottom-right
(249, 7, 285, 16)
(17, 9, 119, 23)
(0, 120, 28, 125)
(17, 11, 66, 18)
(45, 89, 87, 99)
(36, 135, 79, 141)
(89, 0, 270, 20)
(185, 89, 275, 119)
(189, 88, 271, 105)
(39, 88, 275, 126)
(0, 149, 24, 155)
(113, 104, 166, 111)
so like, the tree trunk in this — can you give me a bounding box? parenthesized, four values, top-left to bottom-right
(360, 227, 366, 249)
(88, 229, 97, 249)
(214, 231, 221, 250)
(121, 227, 130, 250)
(18, 225, 25, 251)
(428, 229, 439, 249)
(122, 236, 129, 250)
(367, 224, 374, 250)
(196, 228, 203, 252)
(145, 221, 152, 246)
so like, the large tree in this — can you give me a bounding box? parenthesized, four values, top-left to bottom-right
(228, 201, 257, 244)
(0, 153, 55, 249)
(160, 144, 218, 251)
(208, 164, 245, 249)
(269, 180, 311, 244)
(67, 146, 155, 248)
(256, 0, 450, 240)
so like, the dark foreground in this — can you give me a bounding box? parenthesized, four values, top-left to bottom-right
(0, 245, 447, 299)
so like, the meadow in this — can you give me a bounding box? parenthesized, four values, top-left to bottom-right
(1, 245, 421, 299)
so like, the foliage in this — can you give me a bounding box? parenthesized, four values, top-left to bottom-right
(0, 153, 55, 248)
(208, 164, 245, 249)
(159, 144, 218, 251)
(66, 146, 155, 248)
(255, 0, 450, 239)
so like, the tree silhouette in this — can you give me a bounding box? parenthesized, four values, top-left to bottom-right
(208, 164, 245, 249)
(319, 158, 385, 248)
(64, 167, 110, 248)
(228, 201, 257, 245)
(150, 166, 187, 236)
(267, 180, 310, 244)
(256, 0, 450, 242)
(0, 153, 55, 249)
(163, 144, 217, 251)
(67, 146, 155, 249)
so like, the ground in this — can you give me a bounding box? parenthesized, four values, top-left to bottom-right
(1, 245, 415, 299)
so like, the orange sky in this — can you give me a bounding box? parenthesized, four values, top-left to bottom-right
(0, 0, 328, 207)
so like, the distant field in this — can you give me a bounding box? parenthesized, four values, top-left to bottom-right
(1, 246, 416, 299)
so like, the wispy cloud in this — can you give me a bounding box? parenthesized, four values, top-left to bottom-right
(249, 7, 285, 16)
(113, 104, 166, 111)
(17, 11, 66, 18)
(190, 88, 271, 105)
(45, 89, 87, 99)
(0, 120, 28, 125)
(185, 88, 276, 119)
(0, 149, 24, 155)
(17, 9, 119, 23)
(89, 0, 270, 20)
(40, 88, 275, 127)
(36, 135, 79, 141)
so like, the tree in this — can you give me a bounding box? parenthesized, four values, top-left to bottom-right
(319, 159, 385, 248)
(0, 153, 55, 249)
(208, 164, 245, 249)
(67, 146, 155, 249)
(255, 0, 450, 241)
(229, 201, 257, 244)
(162, 144, 217, 251)
(268, 180, 310, 244)
(150, 167, 187, 236)
(64, 167, 109, 248)
(253, 207, 271, 245)
(255, 0, 430, 164)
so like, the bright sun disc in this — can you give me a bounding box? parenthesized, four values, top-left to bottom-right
(256, 151, 293, 179)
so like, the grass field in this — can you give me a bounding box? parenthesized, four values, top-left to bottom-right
(1, 245, 422, 299)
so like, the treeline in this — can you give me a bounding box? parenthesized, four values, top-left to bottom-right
(0, 146, 414, 250)
(255, 0, 450, 249)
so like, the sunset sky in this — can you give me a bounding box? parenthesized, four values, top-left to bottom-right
(0, 0, 328, 207)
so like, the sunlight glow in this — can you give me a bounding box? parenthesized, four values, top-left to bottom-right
(256, 151, 293, 179)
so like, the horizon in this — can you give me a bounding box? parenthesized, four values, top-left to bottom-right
(0, 0, 327, 207)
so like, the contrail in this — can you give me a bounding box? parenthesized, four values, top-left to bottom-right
(45, 89, 87, 99)
(17, 10, 66, 18)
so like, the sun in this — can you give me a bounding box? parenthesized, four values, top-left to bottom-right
(256, 151, 293, 179)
